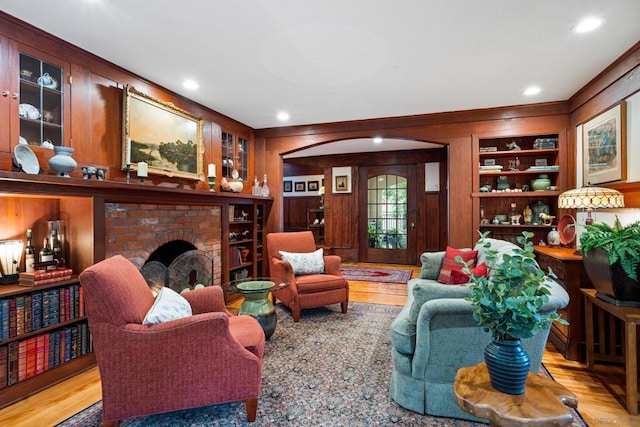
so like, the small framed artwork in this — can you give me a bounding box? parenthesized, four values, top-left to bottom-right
(283, 180, 292, 192)
(295, 181, 306, 192)
(335, 175, 348, 192)
(308, 180, 319, 191)
(583, 101, 627, 185)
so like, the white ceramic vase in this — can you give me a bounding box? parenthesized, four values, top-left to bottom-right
(48, 146, 77, 177)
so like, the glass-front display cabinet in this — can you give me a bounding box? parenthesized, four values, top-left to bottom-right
(18, 52, 65, 147)
(221, 130, 249, 181)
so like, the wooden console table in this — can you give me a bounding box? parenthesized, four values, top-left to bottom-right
(533, 245, 591, 361)
(454, 362, 577, 427)
(582, 288, 640, 415)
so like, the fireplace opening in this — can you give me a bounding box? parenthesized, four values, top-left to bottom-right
(141, 240, 214, 294)
(146, 240, 197, 267)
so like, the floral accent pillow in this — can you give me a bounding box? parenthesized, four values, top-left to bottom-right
(279, 248, 325, 275)
(143, 287, 192, 325)
(437, 246, 478, 284)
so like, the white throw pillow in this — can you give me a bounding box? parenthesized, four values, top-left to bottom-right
(279, 248, 325, 275)
(143, 287, 192, 325)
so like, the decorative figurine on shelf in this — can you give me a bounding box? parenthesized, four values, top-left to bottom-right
(523, 205, 533, 225)
(506, 140, 521, 150)
(539, 212, 556, 226)
(508, 202, 520, 225)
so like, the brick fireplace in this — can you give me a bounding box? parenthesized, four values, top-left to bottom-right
(104, 202, 222, 286)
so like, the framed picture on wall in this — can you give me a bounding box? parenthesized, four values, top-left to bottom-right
(335, 175, 348, 192)
(583, 101, 627, 185)
(283, 180, 292, 192)
(122, 85, 204, 181)
(308, 180, 319, 191)
(295, 181, 306, 192)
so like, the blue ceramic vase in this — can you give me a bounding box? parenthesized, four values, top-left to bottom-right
(484, 339, 530, 395)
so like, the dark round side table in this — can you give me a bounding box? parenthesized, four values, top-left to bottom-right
(222, 277, 288, 339)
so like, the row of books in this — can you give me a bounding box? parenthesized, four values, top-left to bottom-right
(18, 268, 73, 287)
(229, 246, 248, 268)
(0, 322, 92, 389)
(0, 284, 84, 342)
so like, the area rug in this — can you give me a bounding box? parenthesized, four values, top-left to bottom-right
(340, 266, 412, 284)
(57, 303, 586, 427)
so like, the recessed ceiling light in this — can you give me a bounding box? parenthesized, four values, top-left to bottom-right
(373, 137, 383, 144)
(523, 86, 541, 96)
(277, 112, 290, 121)
(183, 80, 199, 90)
(574, 17, 603, 33)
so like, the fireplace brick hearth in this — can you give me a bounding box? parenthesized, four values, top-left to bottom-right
(104, 202, 222, 286)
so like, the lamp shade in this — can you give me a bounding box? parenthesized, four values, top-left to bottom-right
(0, 239, 24, 284)
(558, 187, 625, 210)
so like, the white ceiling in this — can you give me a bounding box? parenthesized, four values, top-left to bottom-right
(2, 1, 640, 140)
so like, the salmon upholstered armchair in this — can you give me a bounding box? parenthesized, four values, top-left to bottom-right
(79, 255, 265, 426)
(266, 231, 348, 322)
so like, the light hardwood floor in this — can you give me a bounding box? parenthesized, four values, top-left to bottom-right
(0, 262, 637, 426)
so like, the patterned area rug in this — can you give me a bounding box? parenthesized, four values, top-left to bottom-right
(340, 267, 412, 284)
(57, 303, 586, 427)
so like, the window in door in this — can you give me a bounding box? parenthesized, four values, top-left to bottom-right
(367, 175, 407, 249)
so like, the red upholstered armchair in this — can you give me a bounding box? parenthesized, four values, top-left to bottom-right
(79, 255, 265, 426)
(266, 231, 348, 322)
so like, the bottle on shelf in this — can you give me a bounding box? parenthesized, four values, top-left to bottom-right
(25, 228, 35, 273)
(39, 237, 54, 269)
(261, 174, 270, 197)
(50, 229, 64, 267)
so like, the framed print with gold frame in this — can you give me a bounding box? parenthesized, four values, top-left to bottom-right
(335, 175, 348, 192)
(122, 85, 205, 181)
(583, 101, 626, 185)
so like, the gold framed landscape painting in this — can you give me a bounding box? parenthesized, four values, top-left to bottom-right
(122, 85, 205, 181)
(583, 101, 626, 185)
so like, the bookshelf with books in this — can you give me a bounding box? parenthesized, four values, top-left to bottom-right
(0, 278, 94, 408)
(223, 200, 267, 287)
(0, 188, 96, 409)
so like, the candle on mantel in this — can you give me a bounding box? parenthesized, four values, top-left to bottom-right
(208, 163, 216, 177)
(137, 162, 148, 177)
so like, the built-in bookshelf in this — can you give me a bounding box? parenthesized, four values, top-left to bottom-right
(223, 200, 267, 285)
(0, 278, 94, 408)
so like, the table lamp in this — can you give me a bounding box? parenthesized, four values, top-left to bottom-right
(558, 186, 625, 225)
(0, 239, 24, 284)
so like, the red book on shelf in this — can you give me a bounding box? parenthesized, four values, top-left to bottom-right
(25, 337, 37, 379)
(35, 334, 46, 375)
(79, 286, 84, 317)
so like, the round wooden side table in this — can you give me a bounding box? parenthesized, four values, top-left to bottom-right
(454, 362, 578, 427)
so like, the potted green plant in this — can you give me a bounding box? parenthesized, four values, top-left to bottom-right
(579, 215, 640, 306)
(459, 231, 565, 394)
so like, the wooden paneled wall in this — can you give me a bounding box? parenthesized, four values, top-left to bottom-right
(0, 13, 254, 192)
(258, 107, 572, 250)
